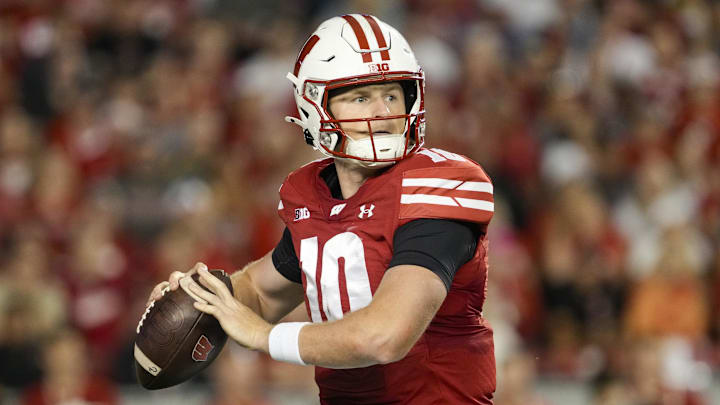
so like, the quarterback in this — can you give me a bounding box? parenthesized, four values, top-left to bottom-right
(149, 14, 496, 404)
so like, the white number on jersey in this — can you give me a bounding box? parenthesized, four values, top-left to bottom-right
(300, 232, 373, 322)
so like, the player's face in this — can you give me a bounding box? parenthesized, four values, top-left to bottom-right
(327, 82, 406, 140)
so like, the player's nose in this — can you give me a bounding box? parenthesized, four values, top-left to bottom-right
(369, 96, 392, 117)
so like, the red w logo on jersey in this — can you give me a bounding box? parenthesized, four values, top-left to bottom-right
(192, 335, 214, 362)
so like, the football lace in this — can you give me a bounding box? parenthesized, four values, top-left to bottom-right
(136, 284, 171, 334)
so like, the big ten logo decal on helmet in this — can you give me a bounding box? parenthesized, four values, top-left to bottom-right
(369, 63, 390, 73)
(295, 207, 311, 221)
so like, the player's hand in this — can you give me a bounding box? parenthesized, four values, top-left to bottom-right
(189, 266, 272, 352)
(146, 262, 206, 307)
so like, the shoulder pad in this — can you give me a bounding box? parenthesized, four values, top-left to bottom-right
(399, 149, 493, 224)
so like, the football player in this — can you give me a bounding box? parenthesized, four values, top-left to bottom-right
(147, 14, 496, 404)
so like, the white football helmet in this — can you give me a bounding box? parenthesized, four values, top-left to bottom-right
(285, 14, 426, 167)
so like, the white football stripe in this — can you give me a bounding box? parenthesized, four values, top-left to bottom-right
(402, 178, 462, 189)
(134, 344, 162, 376)
(401, 194, 458, 206)
(456, 181, 493, 193)
(455, 198, 494, 212)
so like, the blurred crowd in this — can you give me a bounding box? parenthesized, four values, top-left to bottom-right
(0, 0, 719, 404)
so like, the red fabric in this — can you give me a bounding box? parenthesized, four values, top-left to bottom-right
(399, 166, 494, 224)
(277, 148, 496, 404)
(21, 376, 118, 405)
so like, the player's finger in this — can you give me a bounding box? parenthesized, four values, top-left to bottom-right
(193, 301, 217, 315)
(197, 266, 234, 302)
(178, 275, 205, 300)
(191, 262, 208, 274)
(168, 271, 187, 290)
(168, 262, 206, 290)
(147, 281, 170, 306)
(186, 279, 222, 306)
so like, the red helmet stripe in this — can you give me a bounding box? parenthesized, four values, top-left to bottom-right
(362, 15, 390, 61)
(342, 15, 372, 63)
(294, 34, 320, 76)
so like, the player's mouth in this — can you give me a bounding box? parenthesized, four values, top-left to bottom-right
(353, 130, 391, 136)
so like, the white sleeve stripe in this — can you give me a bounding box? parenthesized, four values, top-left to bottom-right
(402, 178, 493, 193)
(278, 201, 284, 210)
(402, 178, 462, 189)
(401, 194, 458, 206)
(431, 148, 468, 162)
(401, 194, 494, 212)
(456, 181, 493, 193)
(455, 198, 494, 212)
(417, 149, 446, 162)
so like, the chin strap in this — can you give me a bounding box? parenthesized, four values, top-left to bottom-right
(285, 116, 315, 146)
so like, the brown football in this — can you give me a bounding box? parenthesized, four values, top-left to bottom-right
(134, 269, 233, 390)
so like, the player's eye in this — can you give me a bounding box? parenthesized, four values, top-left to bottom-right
(353, 96, 368, 103)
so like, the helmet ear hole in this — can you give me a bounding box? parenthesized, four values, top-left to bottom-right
(399, 80, 417, 114)
(303, 129, 314, 146)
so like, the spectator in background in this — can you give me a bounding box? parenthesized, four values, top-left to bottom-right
(0, 108, 38, 236)
(206, 347, 274, 405)
(0, 0, 719, 403)
(0, 292, 45, 390)
(623, 339, 709, 405)
(495, 351, 550, 405)
(624, 225, 709, 341)
(21, 328, 118, 405)
(61, 200, 132, 374)
(0, 226, 66, 390)
(592, 378, 635, 405)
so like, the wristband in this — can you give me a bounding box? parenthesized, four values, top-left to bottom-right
(268, 322, 310, 365)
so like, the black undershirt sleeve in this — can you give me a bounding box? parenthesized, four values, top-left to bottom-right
(388, 219, 480, 291)
(271, 227, 302, 284)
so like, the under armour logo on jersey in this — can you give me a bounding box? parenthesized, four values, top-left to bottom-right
(295, 207, 310, 221)
(330, 203, 347, 216)
(358, 204, 375, 219)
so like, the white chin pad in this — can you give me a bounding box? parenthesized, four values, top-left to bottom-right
(345, 134, 406, 161)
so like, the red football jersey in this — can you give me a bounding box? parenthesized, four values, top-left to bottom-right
(277, 148, 495, 404)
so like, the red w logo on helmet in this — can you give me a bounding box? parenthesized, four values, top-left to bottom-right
(192, 335, 214, 362)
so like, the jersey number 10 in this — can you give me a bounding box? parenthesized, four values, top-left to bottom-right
(300, 232, 373, 322)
